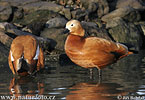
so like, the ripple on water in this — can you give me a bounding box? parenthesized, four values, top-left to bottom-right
(0, 51, 145, 99)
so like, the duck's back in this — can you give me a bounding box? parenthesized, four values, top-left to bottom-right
(11, 35, 38, 59)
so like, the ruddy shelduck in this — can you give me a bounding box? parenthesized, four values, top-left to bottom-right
(8, 35, 44, 76)
(63, 20, 133, 77)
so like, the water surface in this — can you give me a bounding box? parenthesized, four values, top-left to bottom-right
(0, 51, 145, 100)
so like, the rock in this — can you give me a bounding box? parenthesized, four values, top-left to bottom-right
(0, 30, 13, 47)
(140, 23, 145, 36)
(80, 0, 109, 18)
(80, 0, 97, 10)
(12, 28, 56, 53)
(42, 21, 112, 52)
(45, 55, 60, 62)
(0, 0, 40, 7)
(40, 28, 67, 51)
(22, 26, 32, 33)
(26, 22, 44, 36)
(2, 0, 71, 20)
(81, 21, 112, 40)
(13, 10, 61, 25)
(61, 8, 71, 20)
(57, 0, 67, 6)
(0, 22, 18, 34)
(0, 2, 12, 22)
(108, 20, 142, 50)
(106, 17, 126, 28)
(0, 42, 9, 64)
(46, 17, 67, 28)
(87, 2, 98, 13)
(71, 8, 87, 20)
(81, 21, 98, 29)
(0, 22, 55, 53)
(123, 9, 141, 22)
(101, 6, 141, 22)
(13, 10, 62, 36)
(107, 0, 118, 11)
(20, 0, 73, 20)
(116, 0, 145, 10)
(13, 7, 24, 22)
(75, 0, 98, 21)
(57, 0, 80, 9)
(97, 0, 109, 18)
(0, 22, 8, 30)
(139, 23, 145, 49)
(22, 1, 64, 13)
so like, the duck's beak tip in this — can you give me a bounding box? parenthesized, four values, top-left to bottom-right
(62, 28, 70, 34)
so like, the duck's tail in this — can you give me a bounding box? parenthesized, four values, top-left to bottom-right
(116, 43, 137, 59)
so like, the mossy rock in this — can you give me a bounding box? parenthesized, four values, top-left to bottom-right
(12, 10, 61, 25)
(12, 10, 61, 35)
(40, 28, 67, 51)
(109, 22, 142, 50)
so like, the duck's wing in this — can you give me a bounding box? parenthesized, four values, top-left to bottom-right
(83, 37, 129, 57)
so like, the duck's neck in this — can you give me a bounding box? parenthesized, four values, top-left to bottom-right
(67, 34, 84, 42)
(65, 34, 85, 51)
(70, 28, 85, 37)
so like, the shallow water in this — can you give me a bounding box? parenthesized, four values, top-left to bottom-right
(0, 51, 145, 100)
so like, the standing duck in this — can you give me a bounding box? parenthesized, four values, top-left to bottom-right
(63, 20, 133, 77)
(8, 35, 44, 76)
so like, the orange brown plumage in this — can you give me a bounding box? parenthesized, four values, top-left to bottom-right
(8, 35, 44, 76)
(64, 20, 132, 71)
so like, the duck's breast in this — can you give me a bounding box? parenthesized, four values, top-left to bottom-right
(65, 35, 117, 68)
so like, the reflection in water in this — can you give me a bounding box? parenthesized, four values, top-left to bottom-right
(66, 82, 128, 100)
(0, 51, 144, 100)
(137, 85, 145, 95)
(9, 77, 44, 99)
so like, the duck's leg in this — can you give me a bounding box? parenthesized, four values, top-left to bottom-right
(98, 69, 102, 77)
(89, 68, 93, 79)
(98, 69, 102, 84)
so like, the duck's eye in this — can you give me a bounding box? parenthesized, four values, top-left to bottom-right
(71, 24, 74, 26)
